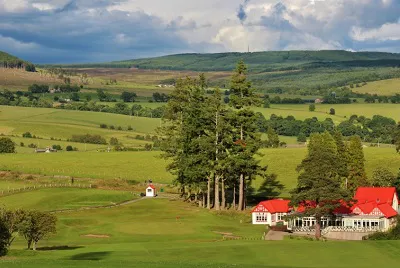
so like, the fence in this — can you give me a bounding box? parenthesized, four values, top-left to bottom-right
(0, 183, 92, 197)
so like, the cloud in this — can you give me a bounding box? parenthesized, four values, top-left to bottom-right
(1, 0, 400, 63)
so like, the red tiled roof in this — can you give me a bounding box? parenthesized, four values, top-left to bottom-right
(147, 184, 156, 190)
(377, 203, 398, 218)
(354, 187, 397, 205)
(252, 199, 291, 213)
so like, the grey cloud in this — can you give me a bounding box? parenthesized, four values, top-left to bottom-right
(237, 0, 250, 24)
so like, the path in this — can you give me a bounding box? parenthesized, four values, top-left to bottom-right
(264, 230, 287, 241)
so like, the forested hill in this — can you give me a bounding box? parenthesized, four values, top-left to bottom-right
(0, 51, 36, 72)
(47, 50, 400, 72)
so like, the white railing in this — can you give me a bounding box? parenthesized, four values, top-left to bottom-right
(294, 225, 381, 235)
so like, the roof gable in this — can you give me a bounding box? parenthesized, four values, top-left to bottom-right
(252, 199, 290, 213)
(354, 187, 396, 205)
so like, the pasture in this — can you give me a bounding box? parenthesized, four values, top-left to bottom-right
(1, 197, 400, 267)
(354, 78, 400, 96)
(0, 147, 398, 195)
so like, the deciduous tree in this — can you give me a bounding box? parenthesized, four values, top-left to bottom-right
(0, 137, 15, 153)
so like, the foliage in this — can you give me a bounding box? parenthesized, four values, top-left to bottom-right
(18, 211, 57, 250)
(121, 91, 137, 102)
(70, 134, 107, 145)
(309, 104, 316, 111)
(152, 92, 169, 102)
(291, 132, 351, 238)
(297, 133, 307, 143)
(22, 132, 32, 138)
(0, 217, 10, 256)
(347, 136, 369, 193)
(0, 137, 15, 153)
(52, 145, 62, 150)
(366, 216, 400, 240)
(329, 108, 335, 115)
(109, 137, 119, 146)
(370, 167, 396, 187)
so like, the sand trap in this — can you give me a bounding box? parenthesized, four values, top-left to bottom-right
(82, 234, 110, 238)
(212, 231, 233, 235)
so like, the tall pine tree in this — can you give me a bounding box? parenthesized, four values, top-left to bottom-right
(291, 132, 351, 238)
(347, 136, 369, 193)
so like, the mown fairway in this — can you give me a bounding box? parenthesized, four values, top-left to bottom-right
(0, 188, 134, 210)
(1, 197, 399, 268)
(0, 147, 398, 195)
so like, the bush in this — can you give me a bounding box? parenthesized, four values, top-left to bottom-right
(22, 132, 32, 138)
(52, 145, 62, 150)
(100, 124, 107, 129)
(28, 143, 37, 148)
(329, 108, 336, 115)
(309, 104, 316, 112)
(0, 137, 15, 153)
(109, 125, 115, 130)
(127, 126, 133, 131)
(70, 134, 107, 144)
(66, 145, 73, 151)
(109, 137, 119, 146)
(297, 133, 307, 143)
(117, 126, 122, 131)
(20, 142, 25, 147)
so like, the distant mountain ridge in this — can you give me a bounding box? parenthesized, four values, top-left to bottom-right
(44, 50, 400, 72)
(0, 51, 36, 71)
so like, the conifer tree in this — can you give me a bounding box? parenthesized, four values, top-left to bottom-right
(291, 132, 351, 238)
(347, 136, 369, 193)
(229, 60, 261, 210)
(333, 131, 349, 186)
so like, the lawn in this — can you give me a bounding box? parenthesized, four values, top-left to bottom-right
(0, 188, 134, 210)
(1, 198, 400, 268)
(0, 147, 398, 195)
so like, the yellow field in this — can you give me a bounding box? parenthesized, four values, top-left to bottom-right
(354, 78, 400, 96)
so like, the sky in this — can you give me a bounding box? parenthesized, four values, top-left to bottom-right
(1, 0, 400, 64)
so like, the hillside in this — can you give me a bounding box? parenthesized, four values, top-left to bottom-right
(0, 51, 36, 71)
(49, 50, 400, 72)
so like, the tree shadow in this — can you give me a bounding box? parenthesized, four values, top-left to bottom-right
(37, 246, 84, 251)
(70, 251, 111, 261)
(248, 173, 285, 205)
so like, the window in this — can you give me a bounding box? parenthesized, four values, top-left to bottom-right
(256, 214, 267, 222)
(277, 213, 284, 221)
(147, 189, 152, 192)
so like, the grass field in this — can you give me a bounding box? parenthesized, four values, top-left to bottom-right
(0, 147, 398, 195)
(354, 78, 400, 96)
(0, 197, 399, 267)
(0, 188, 134, 210)
(257, 103, 400, 123)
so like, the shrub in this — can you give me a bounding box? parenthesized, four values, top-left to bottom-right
(22, 132, 32, 138)
(100, 124, 107, 129)
(109, 137, 119, 146)
(297, 133, 307, 143)
(144, 144, 153, 151)
(66, 145, 73, 151)
(117, 126, 123, 131)
(0, 137, 15, 153)
(309, 104, 316, 112)
(329, 108, 336, 115)
(70, 134, 107, 144)
(28, 143, 37, 148)
(109, 125, 115, 130)
(127, 126, 133, 131)
(20, 142, 25, 147)
(52, 145, 62, 150)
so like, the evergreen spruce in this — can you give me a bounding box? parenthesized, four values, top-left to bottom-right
(347, 136, 369, 193)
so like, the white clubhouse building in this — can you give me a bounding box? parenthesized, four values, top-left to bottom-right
(252, 187, 399, 233)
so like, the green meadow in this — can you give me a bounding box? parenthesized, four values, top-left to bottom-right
(0, 197, 399, 268)
(0, 147, 398, 195)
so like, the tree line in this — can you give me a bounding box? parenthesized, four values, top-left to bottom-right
(159, 63, 272, 211)
(257, 113, 400, 145)
(0, 208, 57, 256)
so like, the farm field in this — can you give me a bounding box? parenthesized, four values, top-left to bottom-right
(257, 103, 400, 122)
(0, 197, 399, 268)
(0, 147, 398, 195)
(354, 78, 400, 96)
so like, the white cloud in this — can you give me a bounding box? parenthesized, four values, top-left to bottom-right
(351, 23, 400, 41)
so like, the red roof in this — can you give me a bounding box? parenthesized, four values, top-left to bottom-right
(354, 187, 397, 205)
(147, 184, 156, 190)
(252, 199, 290, 213)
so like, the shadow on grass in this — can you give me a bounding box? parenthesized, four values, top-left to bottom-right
(37, 245, 84, 251)
(70, 251, 112, 261)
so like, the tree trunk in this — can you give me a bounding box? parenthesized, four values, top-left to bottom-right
(232, 183, 236, 209)
(33, 241, 37, 251)
(238, 174, 244, 210)
(237, 125, 244, 211)
(207, 176, 211, 209)
(214, 175, 220, 210)
(203, 192, 206, 208)
(221, 178, 226, 210)
(27, 239, 32, 250)
(315, 216, 322, 239)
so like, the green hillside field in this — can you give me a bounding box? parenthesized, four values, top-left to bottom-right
(0, 197, 399, 267)
(354, 78, 400, 96)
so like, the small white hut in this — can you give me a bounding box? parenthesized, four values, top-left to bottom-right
(146, 184, 156, 197)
